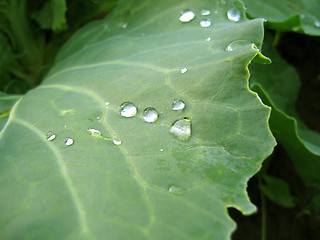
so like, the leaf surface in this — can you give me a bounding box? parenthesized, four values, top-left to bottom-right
(0, 0, 275, 239)
(250, 32, 320, 184)
(242, 0, 320, 35)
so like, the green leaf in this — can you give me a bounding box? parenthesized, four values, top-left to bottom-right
(242, 0, 320, 35)
(0, 0, 275, 239)
(260, 175, 296, 208)
(250, 32, 320, 185)
(32, 0, 68, 32)
(0, 92, 21, 130)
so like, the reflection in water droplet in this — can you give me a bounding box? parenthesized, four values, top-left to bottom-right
(113, 139, 122, 145)
(206, 37, 212, 41)
(227, 7, 241, 22)
(168, 185, 186, 195)
(65, 137, 74, 146)
(170, 118, 191, 141)
(143, 108, 159, 123)
(179, 10, 195, 23)
(201, 9, 211, 16)
(46, 132, 56, 141)
(88, 128, 101, 137)
(314, 20, 320, 28)
(120, 102, 137, 117)
(181, 67, 188, 74)
(200, 19, 211, 27)
(226, 40, 253, 52)
(105, 101, 110, 106)
(172, 99, 186, 111)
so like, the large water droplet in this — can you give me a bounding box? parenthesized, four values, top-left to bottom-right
(88, 128, 101, 137)
(200, 19, 212, 27)
(179, 10, 195, 23)
(201, 9, 211, 16)
(65, 137, 74, 146)
(181, 67, 188, 74)
(227, 7, 241, 22)
(143, 107, 159, 123)
(172, 99, 186, 111)
(120, 102, 137, 117)
(314, 20, 320, 28)
(226, 40, 253, 52)
(168, 185, 186, 195)
(113, 139, 122, 145)
(170, 118, 191, 141)
(46, 131, 56, 141)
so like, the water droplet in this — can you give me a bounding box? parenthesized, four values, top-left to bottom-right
(170, 118, 191, 141)
(227, 7, 241, 22)
(113, 139, 122, 145)
(179, 10, 195, 23)
(181, 67, 188, 74)
(214, 10, 218, 14)
(120, 102, 137, 117)
(96, 116, 100, 120)
(206, 37, 212, 41)
(64, 125, 67, 128)
(314, 20, 320, 28)
(201, 9, 210, 16)
(200, 19, 212, 27)
(226, 40, 253, 52)
(160, 148, 164, 152)
(168, 185, 186, 195)
(46, 132, 56, 141)
(105, 101, 110, 106)
(65, 137, 74, 146)
(172, 99, 186, 111)
(143, 107, 159, 123)
(301, 14, 305, 19)
(122, 23, 128, 28)
(88, 128, 101, 137)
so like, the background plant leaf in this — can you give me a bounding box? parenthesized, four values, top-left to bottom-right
(0, 0, 276, 239)
(0, 92, 21, 130)
(250, 32, 320, 185)
(242, 0, 320, 36)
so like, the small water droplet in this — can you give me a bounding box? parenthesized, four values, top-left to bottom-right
(88, 128, 101, 137)
(46, 131, 56, 141)
(172, 99, 186, 111)
(120, 102, 137, 117)
(105, 101, 110, 106)
(206, 37, 212, 41)
(314, 20, 320, 28)
(65, 137, 74, 146)
(179, 10, 195, 23)
(64, 125, 67, 128)
(181, 67, 188, 74)
(227, 7, 241, 22)
(122, 23, 128, 28)
(113, 139, 122, 145)
(160, 148, 164, 152)
(214, 10, 218, 14)
(143, 107, 159, 123)
(226, 40, 253, 52)
(301, 14, 305, 19)
(200, 19, 211, 27)
(201, 9, 211, 16)
(170, 118, 191, 141)
(168, 185, 186, 195)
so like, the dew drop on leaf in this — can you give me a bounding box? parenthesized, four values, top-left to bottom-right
(226, 40, 253, 52)
(120, 102, 137, 117)
(143, 107, 159, 123)
(160, 148, 164, 152)
(179, 10, 195, 23)
(113, 138, 122, 145)
(206, 37, 212, 41)
(88, 128, 101, 137)
(65, 137, 74, 146)
(181, 67, 188, 73)
(170, 118, 191, 141)
(105, 101, 110, 106)
(227, 7, 241, 22)
(122, 23, 128, 28)
(314, 20, 320, 28)
(201, 9, 211, 16)
(172, 99, 186, 111)
(168, 185, 186, 195)
(46, 131, 56, 141)
(200, 19, 211, 27)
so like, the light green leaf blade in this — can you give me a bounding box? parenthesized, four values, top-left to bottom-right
(0, 92, 22, 130)
(242, 0, 320, 35)
(250, 32, 320, 184)
(0, 0, 275, 239)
